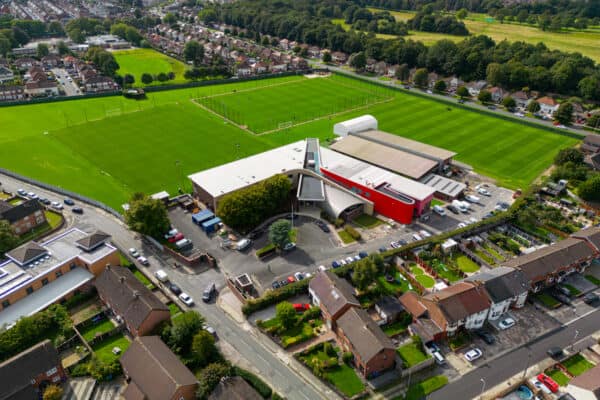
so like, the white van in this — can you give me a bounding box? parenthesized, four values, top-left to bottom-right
(465, 195, 480, 203)
(452, 200, 469, 213)
(154, 269, 169, 282)
(412, 233, 423, 241)
(433, 351, 446, 365)
(433, 205, 446, 216)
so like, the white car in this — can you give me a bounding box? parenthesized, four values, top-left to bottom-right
(464, 348, 483, 362)
(179, 293, 194, 306)
(17, 188, 27, 196)
(419, 230, 431, 238)
(164, 229, 178, 239)
(498, 317, 516, 330)
(345, 256, 354, 264)
(137, 256, 149, 266)
(27, 192, 38, 199)
(129, 248, 140, 258)
(469, 217, 479, 224)
(465, 195, 480, 203)
(390, 241, 401, 249)
(318, 265, 329, 272)
(51, 201, 63, 210)
(514, 112, 525, 117)
(477, 188, 491, 196)
(458, 222, 467, 228)
(433, 205, 446, 216)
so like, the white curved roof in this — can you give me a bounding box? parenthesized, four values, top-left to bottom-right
(324, 184, 366, 218)
(333, 115, 378, 136)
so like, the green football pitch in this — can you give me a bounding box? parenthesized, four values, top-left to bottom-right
(113, 48, 190, 85)
(0, 73, 578, 209)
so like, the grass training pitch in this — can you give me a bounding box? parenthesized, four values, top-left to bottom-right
(0, 73, 578, 209)
(113, 48, 189, 85)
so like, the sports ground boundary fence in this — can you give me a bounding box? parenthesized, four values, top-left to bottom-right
(330, 69, 585, 140)
(0, 167, 123, 220)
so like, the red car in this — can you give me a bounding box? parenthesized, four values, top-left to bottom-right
(293, 303, 310, 312)
(168, 232, 184, 243)
(537, 373, 559, 393)
(287, 276, 296, 284)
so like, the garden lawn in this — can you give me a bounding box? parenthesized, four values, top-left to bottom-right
(483, 244, 505, 261)
(431, 260, 462, 282)
(404, 375, 449, 400)
(585, 275, 600, 286)
(79, 319, 116, 342)
(546, 368, 570, 386)
(45, 210, 63, 229)
(536, 293, 561, 308)
(474, 248, 496, 265)
(113, 48, 189, 85)
(258, 316, 320, 348)
(168, 302, 181, 317)
(377, 272, 410, 295)
(383, 319, 410, 336)
(132, 269, 155, 290)
(562, 354, 595, 376)
(92, 333, 130, 364)
(352, 214, 385, 228)
(397, 341, 430, 367)
(410, 265, 435, 288)
(338, 230, 356, 244)
(453, 254, 480, 273)
(326, 363, 365, 397)
(563, 284, 581, 297)
(0, 73, 576, 208)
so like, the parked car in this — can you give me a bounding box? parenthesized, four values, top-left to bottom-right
(476, 329, 496, 344)
(236, 238, 252, 251)
(293, 303, 310, 312)
(129, 248, 140, 258)
(202, 283, 216, 302)
(179, 293, 194, 306)
(318, 265, 329, 272)
(379, 246, 387, 253)
(137, 256, 149, 266)
(458, 222, 467, 228)
(164, 229, 179, 240)
(547, 347, 564, 359)
(27, 192, 38, 199)
(412, 233, 422, 241)
(316, 220, 330, 233)
(419, 230, 431, 238)
(426, 342, 441, 353)
(537, 373, 559, 393)
(398, 239, 408, 246)
(168, 232, 184, 243)
(464, 348, 483, 362)
(345, 256, 354, 264)
(272, 281, 281, 289)
(283, 242, 296, 252)
(72, 207, 83, 214)
(551, 290, 572, 306)
(498, 317, 516, 330)
(63, 198, 75, 206)
(556, 285, 572, 297)
(17, 188, 27, 196)
(433, 205, 446, 216)
(331, 260, 341, 268)
(39, 198, 51, 205)
(287, 276, 296, 284)
(390, 241, 401, 249)
(168, 283, 182, 295)
(203, 324, 217, 338)
(583, 292, 599, 305)
(358, 251, 368, 259)
(465, 194, 481, 203)
(477, 187, 491, 196)
(294, 272, 304, 281)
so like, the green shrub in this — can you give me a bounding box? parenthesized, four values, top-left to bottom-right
(233, 366, 273, 398)
(70, 362, 90, 377)
(242, 279, 310, 316)
(342, 351, 354, 363)
(256, 243, 276, 257)
(344, 225, 361, 240)
(299, 306, 321, 323)
(334, 218, 344, 228)
(323, 341, 334, 356)
(271, 393, 285, 400)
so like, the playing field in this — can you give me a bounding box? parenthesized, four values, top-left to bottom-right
(197, 74, 392, 133)
(381, 9, 600, 61)
(113, 48, 190, 85)
(0, 73, 578, 209)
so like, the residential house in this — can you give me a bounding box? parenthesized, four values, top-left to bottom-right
(308, 46, 321, 58)
(0, 228, 119, 328)
(512, 91, 531, 109)
(449, 77, 464, 91)
(41, 54, 62, 68)
(120, 336, 198, 400)
(0, 199, 47, 235)
(0, 340, 67, 400)
(536, 96, 559, 116)
(208, 376, 263, 400)
(427, 72, 439, 89)
(466, 267, 530, 321)
(566, 363, 600, 399)
(502, 237, 596, 293)
(27, 66, 47, 82)
(252, 61, 268, 74)
(331, 51, 347, 64)
(488, 87, 505, 103)
(374, 61, 388, 76)
(571, 226, 600, 253)
(236, 61, 252, 77)
(25, 80, 59, 97)
(13, 57, 37, 70)
(95, 265, 170, 337)
(365, 58, 377, 72)
(308, 271, 360, 329)
(335, 307, 397, 377)
(0, 66, 14, 83)
(291, 57, 308, 70)
(581, 134, 600, 153)
(467, 80, 487, 96)
(387, 64, 399, 77)
(375, 296, 405, 324)
(279, 39, 290, 50)
(0, 85, 25, 101)
(83, 76, 117, 93)
(270, 63, 287, 73)
(400, 282, 491, 340)
(584, 153, 600, 170)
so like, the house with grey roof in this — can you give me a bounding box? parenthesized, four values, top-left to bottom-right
(95, 265, 170, 336)
(208, 376, 262, 400)
(0, 198, 46, 236)
(308, 271, 360, 329)
(466, 267, 530, 321)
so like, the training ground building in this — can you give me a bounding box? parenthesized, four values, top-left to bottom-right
(188, 135, 438, 224)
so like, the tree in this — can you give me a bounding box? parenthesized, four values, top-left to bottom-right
(163, 12, 177, 25)
(527, 100, 541, 113)
(349, 51, 366, 71)
(0, 35, 10, 58)
(352, 258, 378, 290)
(579, 175, 600, 201)
(268, 219, 292, 249)
(555, 148, 584, 165)
(0, 220, 18, 256)
(578, 76, 600, 100)
(162, 311, 205, 354)
(456, 9, 468, 19)
(198, 8, 217, 24)
(275, 301, 297, 330)
(456, 85, 469, 98)
(197, 362, 231, 399)
(57, 40, 70, 56)
(502, 96, 516, 110)
(433, 80, 446, 93)
(554, 102, 573, 125)
(123, 74, 135, 86)
(413, 68, 428, 88)
(191, 330, 217, 368)
(183, 40, 204, 66)
(157, 72, 168, 82)
(43, 385, 63, 400)
(124, 192, 170, 239)
(322, 51, 332, 63)
(395, 64, 409, 81)
(141, 73, 153, 84)
(36, 43, 49, 58)
(478, 89, 492, 103)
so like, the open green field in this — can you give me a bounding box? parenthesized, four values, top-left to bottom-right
(381, 9, 600, 61)
(0, 73, 578, 209)
(113, 48, 190, 85)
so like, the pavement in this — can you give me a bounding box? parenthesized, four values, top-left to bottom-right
(0, 173, 340, 400)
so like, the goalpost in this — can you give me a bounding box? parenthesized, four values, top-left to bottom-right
(278, 121, 293, 129)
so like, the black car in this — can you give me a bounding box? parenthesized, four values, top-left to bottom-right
(555, 285, 572, 297)
(583, 292, 599, 305)
(72, 207, 84, 214)
(475, 329, 496, 345)
(39, 198, 51, 205)
(64, 198, 75, 206)
(379, 246, 387, 253)
(447, 205, 460, 214)
(316, 220, 331, 233)
(547, 346, 564, 359)
(272, 281, 281, 290)
(168, 283, 182, 295)
(398, 239, 408, 246)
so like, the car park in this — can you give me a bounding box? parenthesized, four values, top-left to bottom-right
(129, 248, 140, 258)
(179, 293, 194, 306)
(137, 256, 149, 266)
(476, 329, 496, 344)
(583, 292, 599, 305)
(168, 283, 182, 295)
(64, 198, 75, 206)
(202, 283, 216, 302)
(72, 207, 84, 214)
(537, 373, 559, 393)
(464, 348, 483, 362)
(498, 317, 516, 330)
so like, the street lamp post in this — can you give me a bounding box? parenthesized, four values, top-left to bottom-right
(570, 329, 580, 352)
(479, 378, 486, 400)
(522, 348, 532, 380)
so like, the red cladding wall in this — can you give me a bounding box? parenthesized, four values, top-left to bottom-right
(321, 168, 415, 224)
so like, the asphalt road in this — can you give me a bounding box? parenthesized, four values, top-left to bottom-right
(0, 174, 338, 400)
(52, 68, 81, 96)
(428, 307, 600, 400)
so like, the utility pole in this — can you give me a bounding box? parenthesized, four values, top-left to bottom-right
(570, 329, 580, 352)
(479, 378, 486, 400)
(522, 348, 532, 380)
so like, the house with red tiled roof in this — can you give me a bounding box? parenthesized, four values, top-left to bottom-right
(536, 96, 559, 116)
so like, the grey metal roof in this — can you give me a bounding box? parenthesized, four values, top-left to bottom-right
(297, 175, 325, 201)
(420, 174, 466, 198)
(354, 129, 456, 161)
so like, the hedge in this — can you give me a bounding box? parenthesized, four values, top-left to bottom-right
(256, 243, 276, 257)
(242, 279, 310, 316)
(344, 225, 361, 240)
(233, 366, 273, 398)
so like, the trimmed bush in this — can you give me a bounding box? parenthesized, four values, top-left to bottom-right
(256, 243, 276, 258)
(233, 366, 273, 398)
(344, 225, 361, 240)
